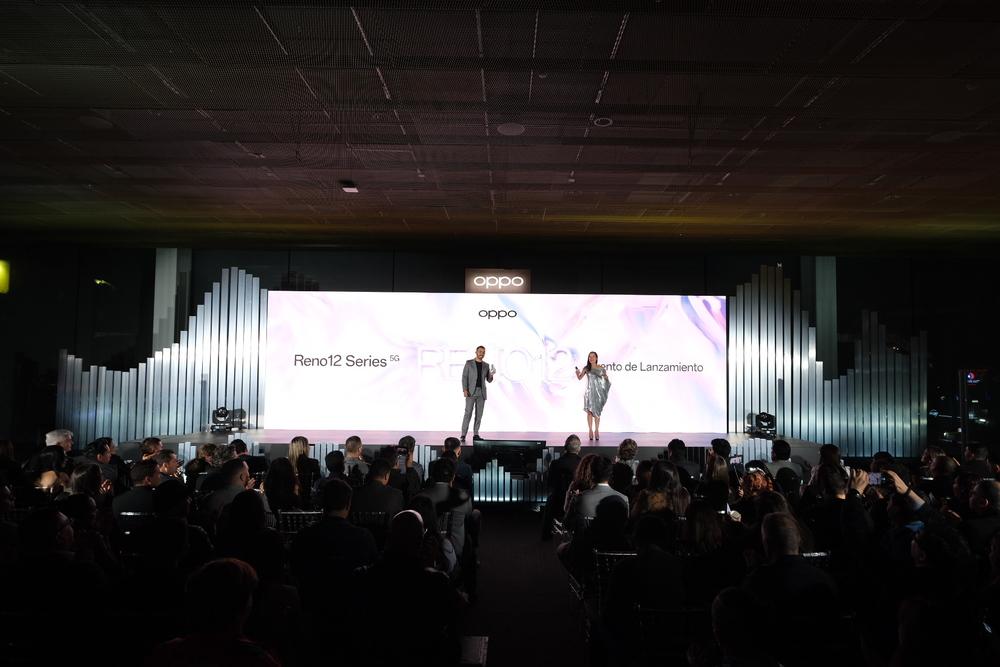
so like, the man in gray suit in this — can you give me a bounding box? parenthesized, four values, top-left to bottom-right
(461, 345, 494, 441)
(564, 456, 629, 532)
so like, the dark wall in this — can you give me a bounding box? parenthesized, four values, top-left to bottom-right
(0, 247, 154, 447)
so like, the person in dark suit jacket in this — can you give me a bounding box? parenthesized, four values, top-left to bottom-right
(542, 435, 582, 539)
(442, 437, 474, 494)
(111, 459, 161, 519)
(962, 479, 1000, 556)
(743, 513, 840, 667)
(351, 458, 405, 518)
(291, 478, 378, 614)
(415, 457, 474, 558)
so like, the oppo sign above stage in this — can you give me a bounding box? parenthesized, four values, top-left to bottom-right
(465, 269, 531, 293)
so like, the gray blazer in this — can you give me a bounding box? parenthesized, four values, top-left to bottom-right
(565, 484, 629, 531)
(462, 359, 494, 398)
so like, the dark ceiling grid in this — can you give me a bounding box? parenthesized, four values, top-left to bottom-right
(0, 2, 999, 246)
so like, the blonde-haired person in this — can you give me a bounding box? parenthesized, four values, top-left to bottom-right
(288, 436, 321, 507)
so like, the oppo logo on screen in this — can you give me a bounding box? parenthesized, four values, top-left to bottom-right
(465, 268, 531, 293)
(479, 309, 517, 319)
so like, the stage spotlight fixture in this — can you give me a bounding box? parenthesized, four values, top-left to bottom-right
(339, 179, 359, 193)
(746, 412, 777, 439)
(211, 406, 232, 433)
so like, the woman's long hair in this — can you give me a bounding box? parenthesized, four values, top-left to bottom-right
(583, 351, 598, 373)
(571, 453, 599, 494)
(648, 460, 690, 514)
(288, 436, 310, 474)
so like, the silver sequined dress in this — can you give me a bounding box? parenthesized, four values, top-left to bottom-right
(584, 367, 611, 416)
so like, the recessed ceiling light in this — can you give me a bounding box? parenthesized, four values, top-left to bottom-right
(593, 117, 613, 128)
(338, 179, 359, 193)
(496, 122, 525, 136)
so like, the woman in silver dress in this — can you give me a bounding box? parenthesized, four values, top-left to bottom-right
(575, 351, 611, 441)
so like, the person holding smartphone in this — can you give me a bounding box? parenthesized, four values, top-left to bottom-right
(575, 351, 611, 441)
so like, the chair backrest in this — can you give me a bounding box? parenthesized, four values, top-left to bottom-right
(277, 510, 323, 535)
(801, 551, 833, 570)
(0, 507, 30, 525)
(593, 549, 636, 612)
(117, 511, 156, 535)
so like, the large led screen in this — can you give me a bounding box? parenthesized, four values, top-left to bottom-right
(264, 292, 727, 433)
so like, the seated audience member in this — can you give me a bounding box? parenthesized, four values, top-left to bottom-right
(743, 513, 839, 666)
(57, 492, 119, 576)
(961, 479, 1000, 556)
(217, 489, 285, 586)
(634, 459, 654, 493)
(416, 457, 475, 558)
(707, 437, 742, 483)
(23, 429, 73, 475)
(343, 435, 369, 485)
(155, 449, 181, 481)
(140, 437, 163, 461)
(351, 510, 463, 666)
(112, 459, 161, 518)
(288, 436, 321, 506)
(184, 443, 217, 493)
(801, 464, 874, 560)
(563, 495, 632, 580)
(68, 462, 112, 503)
(203, 459, 267, 519)
(152, 478, 213, 572)
(924, 454, 960, 502)
(541, 434, 582, 539)
(766, 439, 805, 479)
(962, 443, 994, 479)
(709, 587, 780, 667)
(564, 456, 628, 532)
(665, 438, 701, 481)
(380, 443, 421, 500)
(631, 460, 690, 521)
(818, 443, 842, 468)
(83, 437, 118, 489)
(147, 558, 280, 667)
(733, 468, 774, 525)
(7, 507, 108, 617)
(610, 439, 638, 495)
(948, 470, 982, 520)
(870, 451, 895, 473)
(919, 445, 946, 477)
(563, 453, 599, 517)
(681, 502, 746, 607)
(233, 439, 267, 477)
(263, 457, 301, 512)
(409, 494, 457, 574)
(398, 435, 425, 481)
(323, 449, 346, 481)
(603, 513, 684, 644)
(743, 491, 815, 568)
(290, 479, 378, 612)
(442, 436, 472, 493)
(351, 457, 405, 519)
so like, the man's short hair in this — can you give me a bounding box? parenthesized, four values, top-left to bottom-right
(666, 439, 686, 455)
(155, 449, 177, 465)
(476, 345, 485, 352)
(815, 463, 847, 497)
(345, 436, 363, 454)
(321, 479, 353, 513)
(87, 438, 112, 458)
(130, 459, 160, 485)
(220, 458, 247, 484)
(591, 456, 613, 484)
(325, 450, 345, 474)
(440, 450, 457, 461)
(430, 457, 457, 483)
(368, 458, 392, 480)
(214, 444, 237, 464)
(45, 429, 73, 447)
(231, 439, 248, 455)
(564, 435, 582, 454)
(710, 438, 732, 459)
(398, 435, 416, 452)
(140, 437, 162, 458)
(198, 443, 218, 459)
(771, 439, 791, 461)
(761, 512, 800, 557)
(871, 451, 894, 471)
(444, 436, 461, 452)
